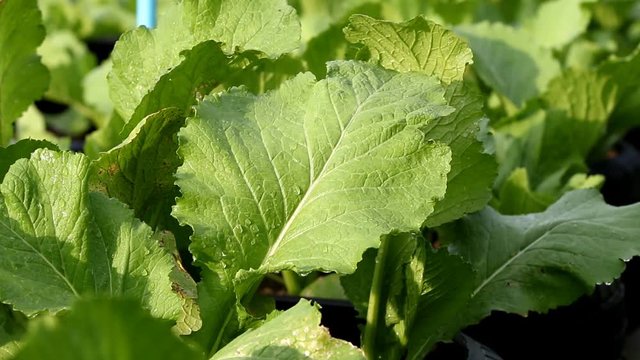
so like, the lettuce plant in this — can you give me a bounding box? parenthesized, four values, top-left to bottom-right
(2, 0, 640, 359)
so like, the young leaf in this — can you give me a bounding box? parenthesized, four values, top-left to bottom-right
(211, 299, 364, 360)
(89, 108, 185, 231)
(109, 0, 300, 123)
(297, 0, 374, 42)
(174, 61, 453, 285)
(344, 16, 496, 226)
(82, 60, 113, 128)
(115, 41, 235, 142)
(345, 15, 473, 85)
(0, 149, 199, 334)
(455, 22, 561, 106)
(437, 189, 640, 342)
(0, 0, 50, 145)
(13, 298, 203, 360)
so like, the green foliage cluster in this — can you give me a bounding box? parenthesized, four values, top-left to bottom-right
(2, 0, 640, 359)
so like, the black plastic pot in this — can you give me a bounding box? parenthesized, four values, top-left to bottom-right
(461, 280, 627, 360)
(592, 133, 640, 333)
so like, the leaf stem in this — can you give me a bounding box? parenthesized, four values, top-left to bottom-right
(363, 235, 390, 360)
(282, 270, 302, 295)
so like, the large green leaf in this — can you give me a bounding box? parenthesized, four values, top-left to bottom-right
(0, 0, 50, 145)
(344, 16, 496, 226)
(0, 149, 199, 334)
(432, 190, 640, 344)
(174, 61, 453, 286)
(211, 300, 364, 360)
(13, 298, 203, 360)
(345, 15, 473, 85)
(115, 41, 233, 142)
(456, 22, 561, 106)
(408, 189, 640, 358)
(109, 0, 300, 124)
(89, 108, 185, 231)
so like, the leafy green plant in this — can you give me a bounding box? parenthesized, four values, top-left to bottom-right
(2, 0, 640, 359)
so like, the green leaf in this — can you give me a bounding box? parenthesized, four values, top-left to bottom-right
(343, 16, 496, 226)
(115, 41, 233, 143)
(89, 108, 185, 231)
(525, 0, 593, 49)
(84, 113, 126, 159)
(174, 61, 453, 286)
(439, 189, 640, 333)
(37, 30, 96, 106)
(13, 298, 203, 360)
(109, 0, 300, 123)
(0, 149, 199, 334)
(0, 139, 59, 182)
(456, 22, 561, 106)
(341, 232, 426, 360)
(188, 269, 240, 357)
(14, 106, 70, 150)
(106, 42, 302, 154)
(211, 300, 364, 360)
(37, 0, 92, 36)
(423, 82, 496, 227)
(493, 69, 612, 192)
(82, 60, 112, 128)
(406, 248, 474, 360)
(344, 15, 473, 85)
(493, 168, 554, 215)
(0, 0, 50, 145)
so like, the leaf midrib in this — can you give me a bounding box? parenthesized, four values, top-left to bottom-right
(469, 219, 588, 298)
(0, 216, 79, 297)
